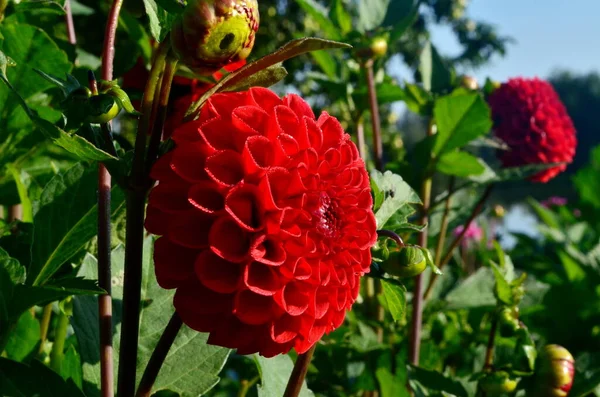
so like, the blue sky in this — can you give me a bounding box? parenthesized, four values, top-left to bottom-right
(431, 0, 600, 81)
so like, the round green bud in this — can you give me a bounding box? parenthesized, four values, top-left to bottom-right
(86, 95, 122, 124)
(370, 37, 388, 58)
(480, 371, 518, 395)
(171, 0, 259, 75)
(533, 345, 575, 397)
(381, 247, 427, 279)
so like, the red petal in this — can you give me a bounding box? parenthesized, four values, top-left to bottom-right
(153, 237, 198, 289)
(225, 183, 264, 231)
(167, 210, 213, 249)
(188, 182, 225, 214)
(209, 217, 251, 263)
(271, 314, 301, 343)
(195, 250, 242, 293)
(250, 236, 287, 266)
(244, 261, 282, 296)
(283, 93, 315, 120)
(234, 289, 276, 325)
(242, 135, 274, 177)
(205, 150, 244, 187)
(249, 87, 282, 113)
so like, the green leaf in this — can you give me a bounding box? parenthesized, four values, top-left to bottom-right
(436, 150, 486, 177)
(4, 310, 40, 362)
(0, 357, 85, 397)
(143, 0, 177, 42)
(380, 279, 406, 322)
(155, 0, 185, 14)
(29, 163, 126, 285)
(489, 261, 513, 305)
(387, 0, 419, 43)
(0, 248, 25, 343)
(571, 368, 600, 397)
(444, 268, 496, 310)
(73, 240, 230, 397)
(419, 41, 454, 94)
(222, 64, 288, 92)
(61, 344, 84, 389)
(420, 247, 442, 275)
(254, 354, 315, 397)
(403, 83, 433, 115)
(370, 170, 421, 228)
(296, 0, 341, 40)
(407, 365, 468, 397)
(353, 82, 406, 111)
(433, 93, 492, 156)
(357, 0, 390, 32)
(310, 49, 337, 80)
(186, 37, 352, 118)
(527, 198, 561, 229)
(5, 166, 33, 222)
(11, 281, 104, 316)
(376, 367, 410, 397)
(574, 145, 600, 209)
(14, 0, 66, 14)
(330, 0, 352, 34)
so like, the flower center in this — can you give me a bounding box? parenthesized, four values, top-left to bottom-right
(314, 191, 341, 238)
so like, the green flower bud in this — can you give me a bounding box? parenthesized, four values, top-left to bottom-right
(493, 204, 505, 218)
(370, 37, 388, 58)
(498, 307, 520, 337)
(533, 345, 575, 397)
(479, 371, 518, 395)
(86, 94, 122, 124)
(171, 0, 259, 74)
(460, 75, 479, 91)
(381, 247, 427, 279)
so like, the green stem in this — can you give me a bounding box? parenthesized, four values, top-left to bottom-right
(423, 184, 494, 300)
(484, 316, 498, 370)
(117, 39, 171, 397)
(38, 303, 53, 355)
(283, 344, 317, 397)
(238, 376, 260, 397)
(50, 299, 71, 373)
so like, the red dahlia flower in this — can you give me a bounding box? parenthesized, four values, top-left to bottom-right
(145, 88, 377, 357)
(488, 77, 577, 183)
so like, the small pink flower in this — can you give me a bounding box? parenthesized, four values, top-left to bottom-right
(453, 223, 483, 246)
(541, 196, 568, 208)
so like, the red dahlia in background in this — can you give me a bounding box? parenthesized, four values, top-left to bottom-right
(145, 87, 377, 357)
(488, 77, 577, 183)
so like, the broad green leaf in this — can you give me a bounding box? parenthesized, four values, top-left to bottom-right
(407, 365, 468, 397)
(353, 82, 406, 111)
(570, 368, 600, 397)
(143, 0, 178, 42)
(380, 279, 406, 322)
(0, 357, 85, 397)
(14, 0, 65, 14)
(222, 64, 288, 92)
(4, 310, 40, 362)
(489, 261, 512, 305)
(330, 0, 352, 34)
(574, 145, 600, 208)
(296, 0, 341, 40)
(370, 170, 421, 228)
(444, 268, 496, 310)
(61, 344, 84, 389)
(357, 0, 390, 32)
(29, 163, 126, 285)
(155, 0, 185, 14)
(528, 198, 560, 229)
(254, 354, 315, 397)
(310, 49, 337, 80)
(11, 281, 105, 316)
(186, 37, 352, 118)
(73, 240, 230, 397)
(436, 150, 486, 177)
(376, 367, 410, 397)
(0, 248, 25, 344)
(419, 41, 454, 94)
(403, 83, 433, 115)
(387, 0, 419, 43)
(433, 94, 492, 156)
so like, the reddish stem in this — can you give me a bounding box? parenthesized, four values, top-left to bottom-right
(283, 344, 317, 397)
(98, 0, 124, 396)
(64, 0, 77, 45)
(365, 60, 383, 171)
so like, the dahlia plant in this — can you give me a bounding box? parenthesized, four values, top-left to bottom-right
(0, 0, 593, 396)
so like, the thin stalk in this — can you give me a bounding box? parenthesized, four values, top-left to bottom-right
(238, 376, 260, 397)
(365, 60, 383, 171)
(64, 0, 77, 45)
(283, 344, 317, 397)
(145, 53, 178, 174)
(135, 313, 183, 397)
(49, 302, 70, 373)
(409, 178, 431, 366)
(423, 184, 494, 300)
(7, 205, 22, 222)
(118, 40, 170, 397)
(356, 118, 367, 161)
(38, 303, 53, 355)
(483, 317, 498, 369)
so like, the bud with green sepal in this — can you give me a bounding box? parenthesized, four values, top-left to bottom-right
(171, 0, 260, 75)
(381, 246, 427, 279)
(479, 371, 518, 395)
(532, 345, 575, 397)
(498, 306, 521, 337)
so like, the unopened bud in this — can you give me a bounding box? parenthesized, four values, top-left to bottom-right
(534, 345, 575, 397)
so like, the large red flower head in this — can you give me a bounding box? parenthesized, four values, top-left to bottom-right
(145, 87, 377, 357)
(488, 77, 577, 183)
